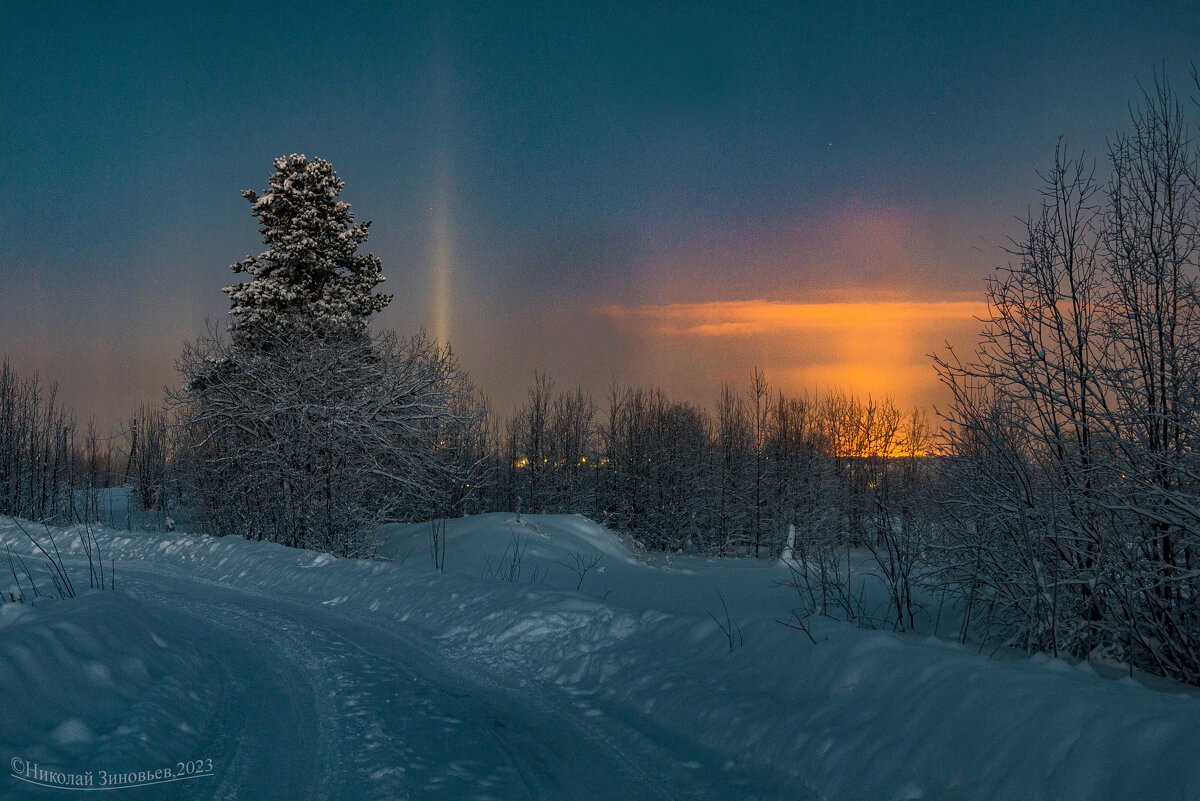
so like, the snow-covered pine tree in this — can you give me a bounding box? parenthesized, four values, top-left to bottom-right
(173, 154, 488, 556)
(225, 154, 391, 338)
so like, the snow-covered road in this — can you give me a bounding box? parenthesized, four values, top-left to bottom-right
(98, 564, 798, 801)
(8, 512, 1200, 801)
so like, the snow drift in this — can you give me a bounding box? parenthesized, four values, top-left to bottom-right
(2, 512, 1199, 800)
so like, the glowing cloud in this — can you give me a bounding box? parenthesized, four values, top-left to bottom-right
(598, 299, 988, 409)
(601, 299, 985, 336)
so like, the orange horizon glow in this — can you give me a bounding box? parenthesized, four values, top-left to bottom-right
(598, 298, 989, 410)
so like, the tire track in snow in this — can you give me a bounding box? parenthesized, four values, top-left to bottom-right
(118, 565, 687, 800)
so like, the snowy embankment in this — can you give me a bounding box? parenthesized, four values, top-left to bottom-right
(0, 589, 217, 777)
(3, 512, 1200, 800)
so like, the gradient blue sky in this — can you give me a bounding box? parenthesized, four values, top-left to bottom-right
(2, 1, 1198, 426)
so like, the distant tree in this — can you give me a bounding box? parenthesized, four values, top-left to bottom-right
(750, 367, 769, 557)
(516, 372, 554, 512)
(715, 384, 751, 554)
(547, 385, 598, 513)
(122, 403, 170, 515)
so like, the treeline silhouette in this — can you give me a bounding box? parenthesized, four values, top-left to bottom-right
(478, 370, 934, 558)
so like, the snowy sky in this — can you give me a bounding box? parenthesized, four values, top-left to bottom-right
(1, 1, 1198, 427)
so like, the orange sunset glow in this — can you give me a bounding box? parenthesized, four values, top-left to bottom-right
(599, 298, 988, 410)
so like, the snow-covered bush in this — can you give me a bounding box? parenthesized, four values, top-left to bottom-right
(172, 323, 485, 556)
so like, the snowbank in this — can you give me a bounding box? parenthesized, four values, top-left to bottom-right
(0, 588, 215, 784)
(4, 513, 1200, 800)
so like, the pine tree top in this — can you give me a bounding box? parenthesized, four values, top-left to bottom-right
(225, 154, 391, 339)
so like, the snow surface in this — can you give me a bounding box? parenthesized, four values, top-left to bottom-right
(3, 510, 1200, 800)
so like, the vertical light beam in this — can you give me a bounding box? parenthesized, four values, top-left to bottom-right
(432, 166, 452, 345)
(430, 29, 453, 347)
